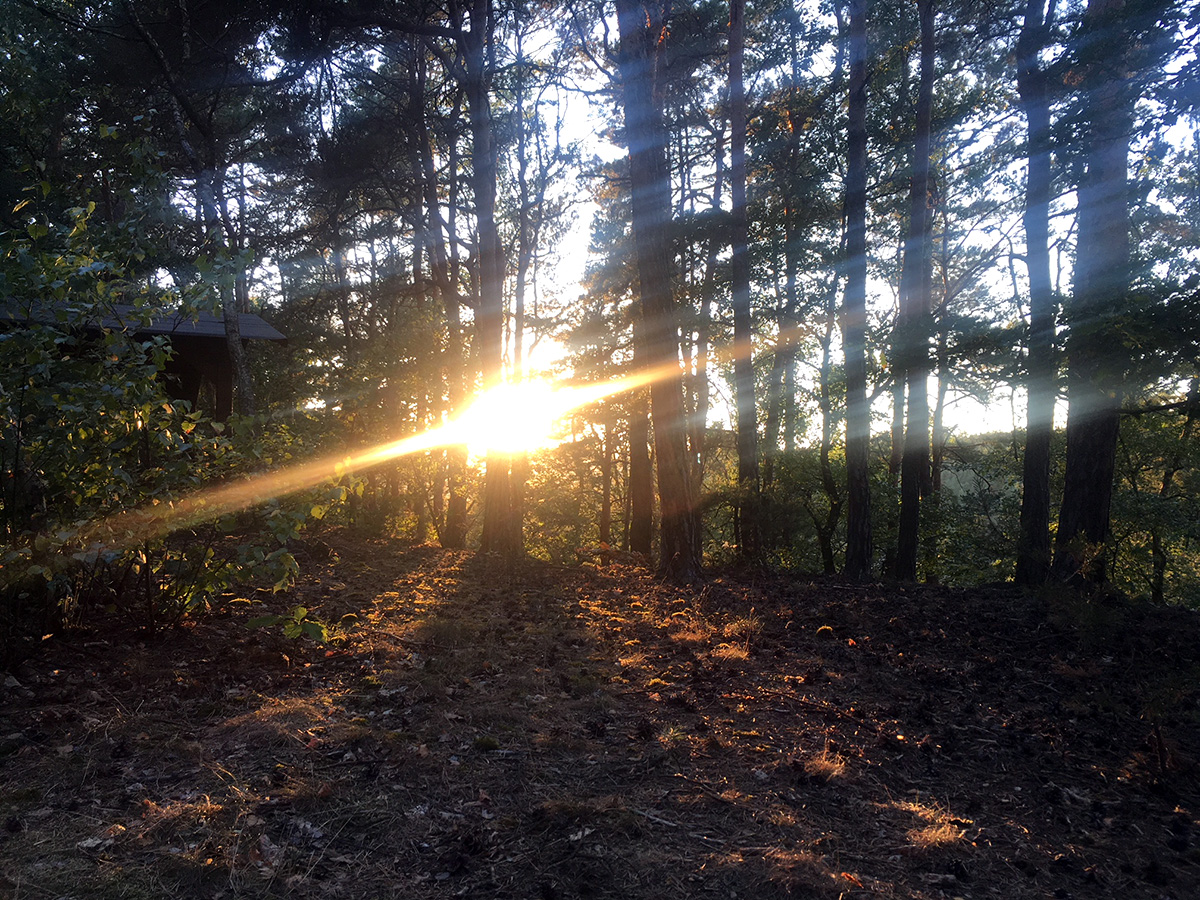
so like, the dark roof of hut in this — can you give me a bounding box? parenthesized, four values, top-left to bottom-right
(0, 302, 285, 341)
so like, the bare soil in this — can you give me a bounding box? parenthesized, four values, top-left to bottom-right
(2, 531, 1199, 899)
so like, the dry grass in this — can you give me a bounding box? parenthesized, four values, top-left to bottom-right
(711, 641, 750, 661)
(801, 748, 848, 783)
(891, 799, 970, 851)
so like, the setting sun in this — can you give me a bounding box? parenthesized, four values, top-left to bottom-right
(81, 371, 655, 553)
(447, 379, 573, 457)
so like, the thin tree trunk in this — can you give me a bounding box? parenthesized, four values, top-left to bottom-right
(600, 407, 615, 547)
(895, 0, 936, 582)
(689, 131, 724, 493)
(817, 280, 844, 574)
(728, 0, 761, 564)
(761, 300, 788, 491)
(843, 0, 873, 579)
(416, 51, 468, 548)
(1015, 0, 1057, 585)
(511, 29, 538, 556)
(332, 225, 355, 368)
(196, 170, 255, 418)
(464, 0, 519, 558)
(123, 0, 256, 418)
(628, 324, 655, 556)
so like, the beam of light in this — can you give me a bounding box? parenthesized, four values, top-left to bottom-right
(78, 368, 661, 555)
(75, 328, 786, 556)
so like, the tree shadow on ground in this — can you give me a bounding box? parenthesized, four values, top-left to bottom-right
(0, 537, 1197, 899)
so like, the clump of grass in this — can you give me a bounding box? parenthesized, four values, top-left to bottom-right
(893, 799, 970, 851)
(724, 614, 762, 640)
(803, 750, 847, 783)
(670, 616, 717, 645)
(711, 642, 749, 661)
(618, 650, 647, 668)
(908, 821, 966, 849)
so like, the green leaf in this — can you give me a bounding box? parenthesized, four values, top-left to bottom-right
(246, 615, 284, 629)
(301, 620, 328, 642)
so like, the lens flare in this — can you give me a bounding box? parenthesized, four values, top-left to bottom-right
(79, 368, 662, 555)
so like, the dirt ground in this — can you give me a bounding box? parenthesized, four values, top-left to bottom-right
(2, 531, 1199, 899)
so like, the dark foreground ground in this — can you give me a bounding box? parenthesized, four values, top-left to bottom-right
(2, 532, 1199, 899)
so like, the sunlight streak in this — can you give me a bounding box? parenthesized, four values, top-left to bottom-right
(79, 332, 779, 556)
(82, 368, 665, 554)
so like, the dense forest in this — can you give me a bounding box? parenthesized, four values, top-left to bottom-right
(4, 2, 1200, 896)
(1, 0, 1199, 635)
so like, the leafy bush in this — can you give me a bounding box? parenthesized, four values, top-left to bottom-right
(0, 203, 336, 662)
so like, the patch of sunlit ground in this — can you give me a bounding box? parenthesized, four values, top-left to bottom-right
(888, 798, 972, 850)
(215, 696, 335, 752)
(801, 748, 848, 783)
(710, 641, 750, 661)
(712, 847, 842, 898)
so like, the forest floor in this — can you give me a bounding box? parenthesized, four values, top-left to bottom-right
(2, 532, 1200, 900)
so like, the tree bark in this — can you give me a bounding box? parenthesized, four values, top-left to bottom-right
(416, 50, 468, 549)
(842, 0, 873, 580)
(1052, 0, 1132, 583)
(628, 394, 655, 555)
(616, 0, 702, 581)
(1015, 0, 1058, 586)
(463, 0, 520, 558)
(895, 0, 936, 582)
(600, 407, 616, 547)
(689, 130, 724, 494)
(816, 280, 844, 575)
(728, 0, 761, 564)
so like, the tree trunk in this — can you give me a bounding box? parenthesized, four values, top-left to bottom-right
(842, 0, 873, 580)
(123, 0, 256, 418)
(600, 407, 615, 547)
(817, 280, 844, 575)
(196, 170, 256, 418)
(689, 130, 724, 494)
(463, 0, 519, 559)
(1150, 379, 1199, 603)
(895, 0, 936, 582)
(1015, 0, 1057, 586)
(616, 0, 701, 581)
(628, 397, 655, 555)
(1052, 0, 1132, 583)
(332, 225, 355, 368)
(728, 0, 761, 564)
(416, 51, 468, 549)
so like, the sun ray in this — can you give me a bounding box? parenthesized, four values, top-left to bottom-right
(78, 367, 664, 555)
(73, 334, 777, 557)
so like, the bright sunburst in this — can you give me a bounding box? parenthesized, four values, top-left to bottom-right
(447, 379, 572, 457)
(82, 371, 656, 553)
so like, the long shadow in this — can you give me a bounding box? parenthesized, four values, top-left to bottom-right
(2, 545, 1197, 899)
